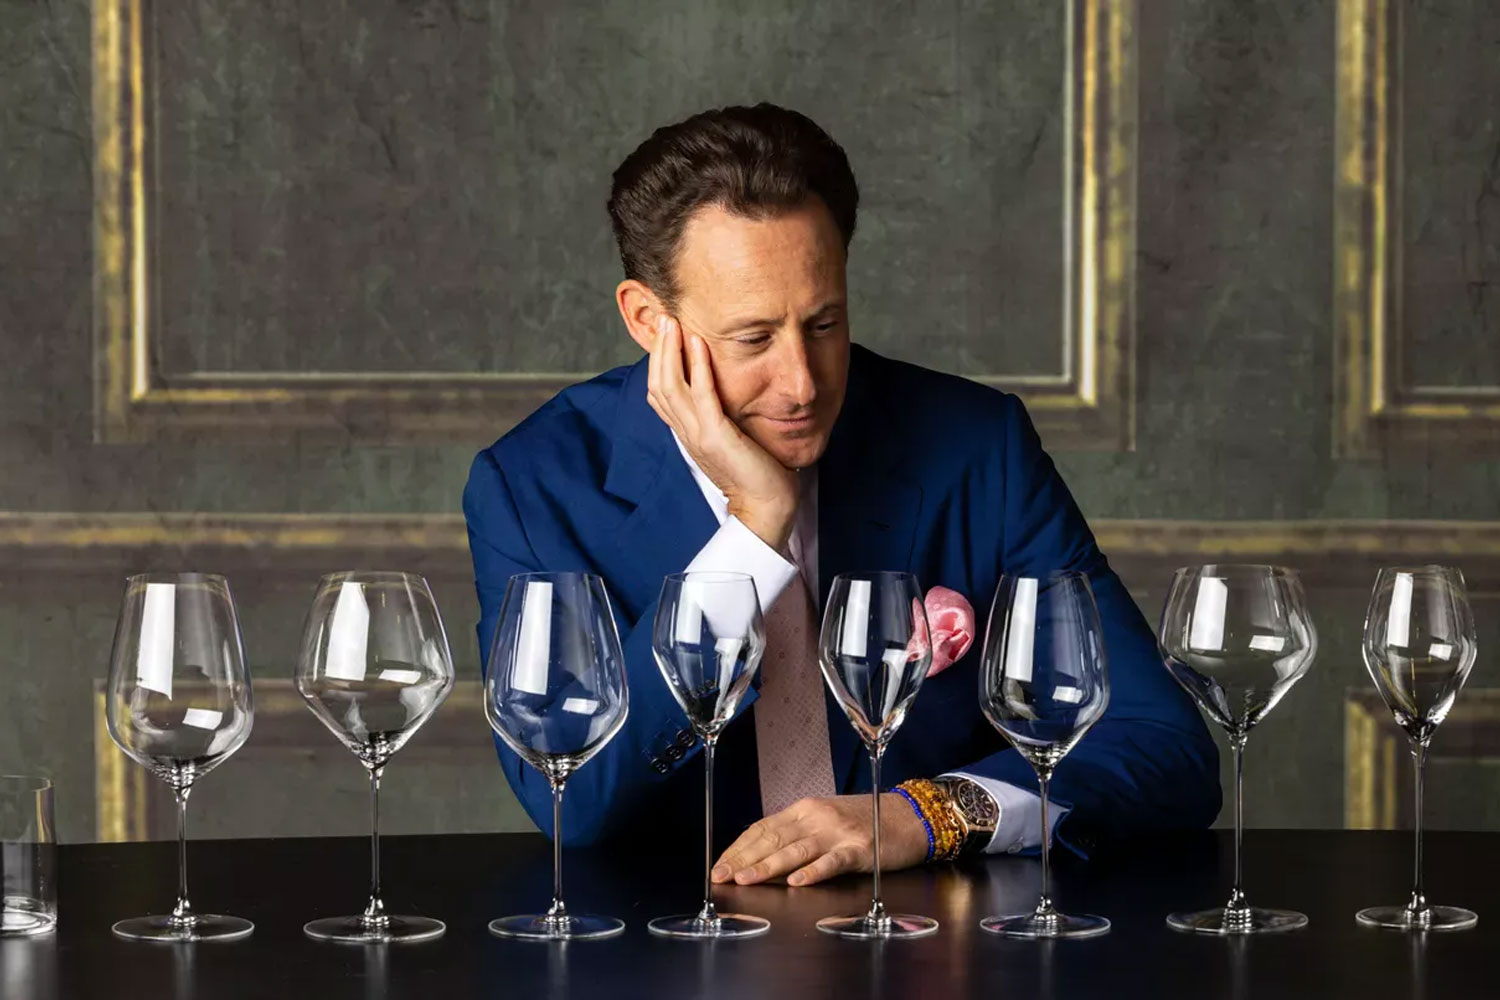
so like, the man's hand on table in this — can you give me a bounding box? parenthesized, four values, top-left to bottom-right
(711, 794, 930, 887)
(645, 313, 799, 551)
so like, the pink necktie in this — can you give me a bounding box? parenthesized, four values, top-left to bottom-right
(755, 574, 837, 816)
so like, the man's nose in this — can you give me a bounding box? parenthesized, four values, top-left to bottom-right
(774, 331, 817, 408)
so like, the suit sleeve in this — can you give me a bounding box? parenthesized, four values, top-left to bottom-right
(463, 450, 783, 847)
(950, 395, 1222, 856)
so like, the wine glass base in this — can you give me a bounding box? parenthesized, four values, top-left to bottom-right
(489, 914, 625, 941)
(1167, 907, 1307, 935)
(648, 913, 770, 939)
(112, 914, 253, 943)
(1356, 904, 1477, 932)
(816, 913, 938, 939)
(303, 915, 446, 944)
(981, 911, 1110, 940)
(0, 910, 56, 937)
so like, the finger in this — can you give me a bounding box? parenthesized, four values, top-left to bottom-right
(713, 817, 794, 883)
(788, 845, 862, 887)
(655, 317, 694, 428)
(647, 315, 690, 430)
(646, 315, 670, 418)
(735, 836, 824, 886)
(685, 333, 719, 405)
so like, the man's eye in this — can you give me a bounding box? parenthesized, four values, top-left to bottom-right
(737, 335, 770, 347)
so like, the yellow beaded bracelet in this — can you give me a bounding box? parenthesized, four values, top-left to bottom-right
(895, 778, 965, 862)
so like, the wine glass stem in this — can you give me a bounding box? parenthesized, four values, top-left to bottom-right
(171, 785, 194, 926)
(1037, 768, 1053, 916)
(363, 764, 387, 927)
(548, 779, 568, 923)
(867, 747, 887, 924)
(700, 735, 719, 922)
(1229, 733, 1247, 913)
(1410, 739, 1429, 913)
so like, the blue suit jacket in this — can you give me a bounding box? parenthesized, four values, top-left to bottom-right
(463, 345, 1220, 853)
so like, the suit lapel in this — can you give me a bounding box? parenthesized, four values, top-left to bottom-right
(817, 347, 924, 792)
(601, 358, 720, 615)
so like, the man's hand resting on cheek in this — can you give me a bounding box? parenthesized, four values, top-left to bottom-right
(711, 794, 931, 887)
(644, 315, 800, 552)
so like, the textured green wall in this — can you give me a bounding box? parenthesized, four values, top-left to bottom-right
(0, 0, 1497, 842)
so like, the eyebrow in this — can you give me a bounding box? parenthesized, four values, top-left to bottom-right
(718, 301, 844, 335)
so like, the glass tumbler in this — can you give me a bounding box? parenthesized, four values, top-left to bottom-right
(0, 776, 55, 936)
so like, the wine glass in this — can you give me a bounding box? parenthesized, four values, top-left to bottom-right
(816, 571, 938, 939)
(295, 571, 455, 943)
(648, 572, 770, 939)
(1357, 565, 1478, 931)
(105, 572, 255, 942)
(1159, 564, 1316, 935)
(978, 571, 1111, 939)
(485, 572, 630, 940)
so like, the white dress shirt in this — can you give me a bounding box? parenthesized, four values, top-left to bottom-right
(672, 434, 1058, 855)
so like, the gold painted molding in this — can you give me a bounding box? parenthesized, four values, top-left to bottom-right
(9, 511, 1500, 576)
(91, 0, 1137, 450)
(94, 679, 488, 842)
(1345, 688, 1500, 830)
(1333, 0, 1500, 457)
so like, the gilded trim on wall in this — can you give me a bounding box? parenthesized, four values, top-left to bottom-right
(93, 679, 488, 842)
(1345, 688, 1500, 831)
(10, 511, 1500, 573)
(94, 687, 147, 842)
(1333, 0, 1500, 457)
(91, 0, 1138, 451)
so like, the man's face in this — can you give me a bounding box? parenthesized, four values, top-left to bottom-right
(668, 198, 850, 470)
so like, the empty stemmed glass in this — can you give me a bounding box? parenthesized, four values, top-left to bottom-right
(486, 572, 630, 940)
(649, 572, 769, 939)
(978, 571, 1111, 939)
(105, 572, 255, 942)
(295, 571, 455, 943)
(1159, 564, 1317, 935)
(816, 571, 937, 939)
(1357, 565, 1478, 931)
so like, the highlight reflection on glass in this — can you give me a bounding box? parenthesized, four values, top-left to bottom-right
(648, 572, 769, 940)
(1159, 564, 1316, 935)
(979, 571, 1111, 939)
(296, 571, 455, 943)
(486, 572, 629, 940)
(1357, 565, 1478, 931)
(106, 573, 255, 942)
(816, 571, 938, 940)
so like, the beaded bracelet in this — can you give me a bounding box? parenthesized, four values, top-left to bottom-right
(892, 786, 935, 862)
(895, 779, 964, 862)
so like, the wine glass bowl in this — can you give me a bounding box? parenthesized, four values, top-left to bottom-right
(978, 571, 1110, 940)
(485, 572, 629, 941)
(1357, 565, 1478, 932)
(648, 571, 769, 940)
(105, 572, 255, 942)
(815, 571, 938, 940)
(295, 571, 455, 944)
(1158, 564, 1316, 936)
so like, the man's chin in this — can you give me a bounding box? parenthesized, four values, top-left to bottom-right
(760, 433, 829, 471)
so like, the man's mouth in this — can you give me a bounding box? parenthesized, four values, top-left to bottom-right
(762, 413, 817, 431)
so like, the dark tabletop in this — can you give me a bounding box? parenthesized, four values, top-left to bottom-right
(6, 829, 1496, 999)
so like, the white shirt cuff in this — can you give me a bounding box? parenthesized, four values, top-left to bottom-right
(940, 772, 1070, 855)
(685, 514, 798, 615)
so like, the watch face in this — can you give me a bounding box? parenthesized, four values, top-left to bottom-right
(953, 780, 999, 828)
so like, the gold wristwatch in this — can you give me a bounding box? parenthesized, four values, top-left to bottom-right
(931, 776, 1000, 857)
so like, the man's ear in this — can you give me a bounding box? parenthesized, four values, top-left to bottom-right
(616, 280, 668, 354)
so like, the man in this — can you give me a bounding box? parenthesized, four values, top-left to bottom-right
(464, 103, 1219, 887)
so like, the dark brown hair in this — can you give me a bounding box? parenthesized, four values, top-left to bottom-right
(606, 103, 859, 308)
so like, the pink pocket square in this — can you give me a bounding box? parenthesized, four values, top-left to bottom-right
(923, 586, 976, 677)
